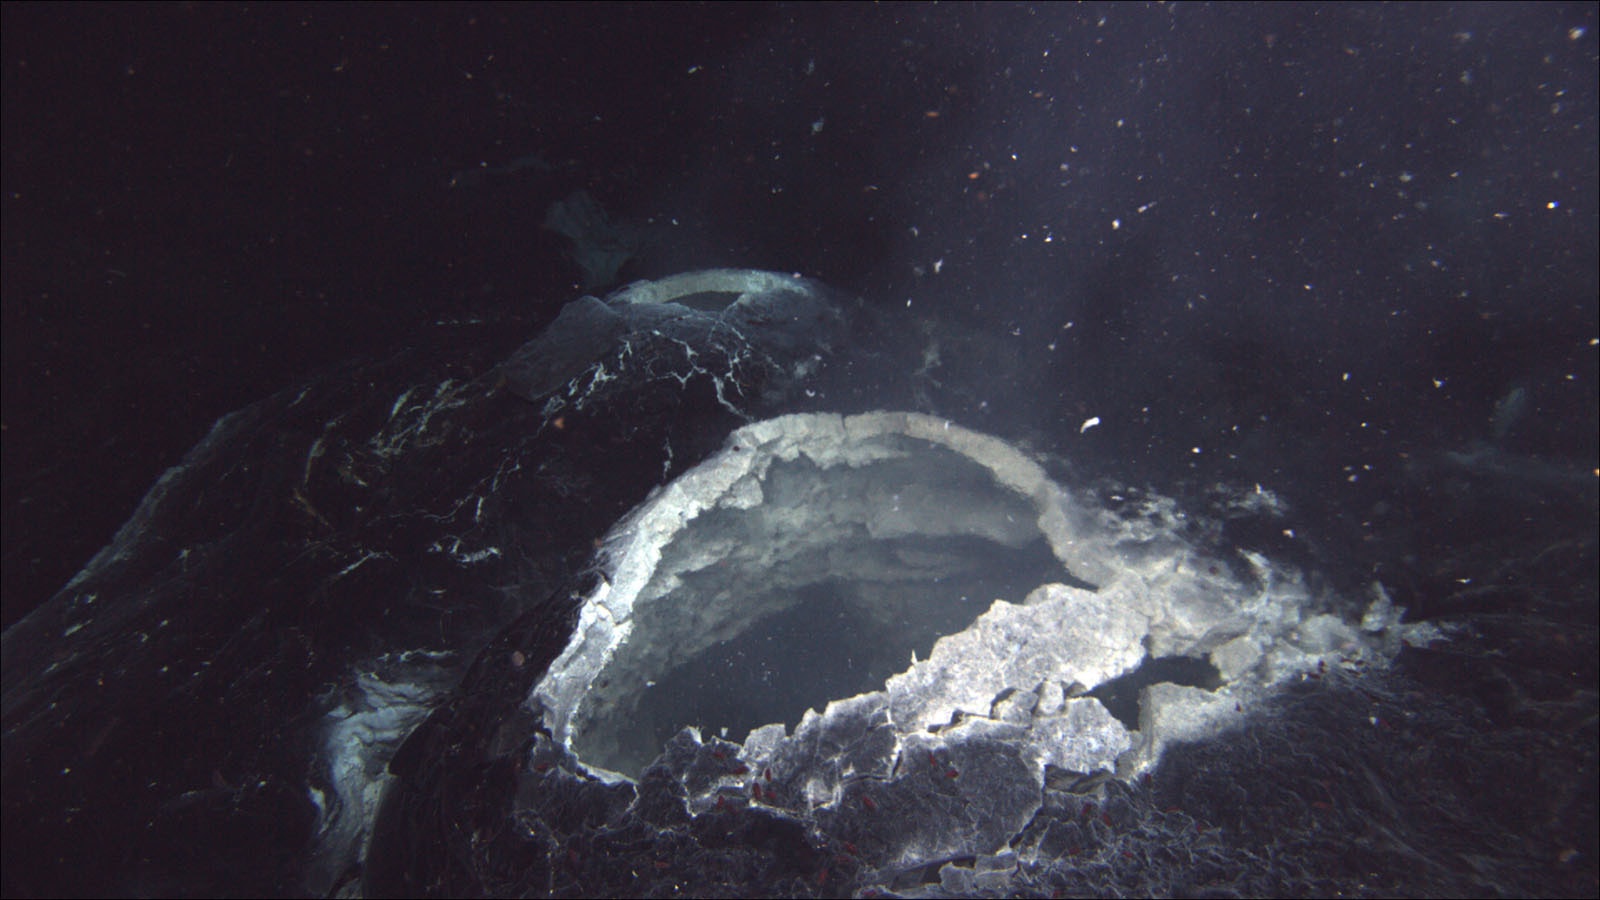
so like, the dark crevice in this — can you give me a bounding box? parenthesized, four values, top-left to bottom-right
(1087, 655, 1224, 731)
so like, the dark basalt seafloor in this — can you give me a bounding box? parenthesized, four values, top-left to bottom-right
(3, 272, 1593, 899)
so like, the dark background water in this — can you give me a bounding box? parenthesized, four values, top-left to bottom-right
(7, 3, 1594, 629)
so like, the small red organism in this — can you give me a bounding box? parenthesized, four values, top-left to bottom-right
(764, 767, 772, 781)
(710, 748, 726, 761)
(730, 763, 750, 776)
(861, 794, 877, 812)
(946, 768, 959, 779)
(751, 782, 764, 801)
